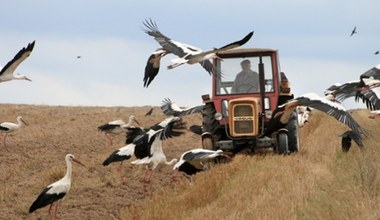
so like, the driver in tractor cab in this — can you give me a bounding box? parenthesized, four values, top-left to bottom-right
(231, 59, 259, 94)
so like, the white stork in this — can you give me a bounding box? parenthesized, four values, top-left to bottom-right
(161, 98, 205, 117)
(143, 49, 167, 88)
(324, 80, 360, 103)
(102, 117, 186, 185)
(339, 130, 363, 152)
(142, 18, 254, 87)
(172, 148, 232, 177)
(98, 115, 140, 146)
(0, 116, 28, 149)
(324, 65, 380, 110)
(29, 154, 85, 220)
(264, 93, 367, 142)
(0, 41, 34, 83)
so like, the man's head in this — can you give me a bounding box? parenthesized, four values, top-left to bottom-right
(240, 59, 251, 71)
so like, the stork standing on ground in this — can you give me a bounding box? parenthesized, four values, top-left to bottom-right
(0, 41, 34, 83)
(98, 115, 140, 146)
(29, 154, 85, 220)
(102, 117, 186, 185)
(142, 18, 254, 87)
(0, 116, 28, 149)
(172, 148, 232, 179)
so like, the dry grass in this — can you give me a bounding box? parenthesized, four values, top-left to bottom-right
(121, 110, 380, 220)
(1, 104, 380, 220)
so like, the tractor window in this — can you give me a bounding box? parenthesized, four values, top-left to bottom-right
(216, 56, 274, 95)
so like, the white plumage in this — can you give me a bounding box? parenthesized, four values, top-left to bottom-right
(0, 116, 28, 148)
(98, 115, 140, 145)
(173, 148, 230, 176)
(142, 19, 253, 87)
(29, 154, 85, 219)
(0, 41, 34, 83)
(160, 98, 204, 117)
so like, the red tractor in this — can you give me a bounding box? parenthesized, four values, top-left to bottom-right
(201, 48, 299, 154)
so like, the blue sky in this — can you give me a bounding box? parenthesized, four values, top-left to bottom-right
(0, 0, 379, 109)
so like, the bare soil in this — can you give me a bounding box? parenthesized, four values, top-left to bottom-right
(0, 104, 202, 220)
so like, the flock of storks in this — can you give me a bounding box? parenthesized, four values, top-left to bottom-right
(1, 20, 379, 219)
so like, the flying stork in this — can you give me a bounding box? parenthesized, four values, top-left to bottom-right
(144, 107, 154, 116)
(350, 26, 357, 37)
(264, 93, 367, 143)
(160, 98, 205, 117)
(0, 41, 34, 83)
(98, 115, 140, 146)
(29, 154, 85, 220)
(324, 65, 380, 110)
(142, 18, 254, 87)
(102, 117, 187, 185)
(172, 148, 232, 179)
(0, 116, 28, 149)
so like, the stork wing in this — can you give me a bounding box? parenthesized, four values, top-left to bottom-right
(360, 87, 380, 110)
(143, 49, 166, 88)
(160, 117, 186, 140)
(285, 93, 366, 136)
(340, 130, 364, 148)
(1, 41, 35, 76)
(192, 31, 254, 60)
(143, 19, 188, 58)
(161, 98, 204, 117)
(360, 64, 380, 81)
(183, 149, 222, 161)
(324, 80, 360, 102)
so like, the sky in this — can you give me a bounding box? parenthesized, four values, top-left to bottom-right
(0, 0, 379, 109)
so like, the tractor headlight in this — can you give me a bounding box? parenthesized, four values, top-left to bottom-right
(265, 110, 272, 119)
(215, 112, 223, 121)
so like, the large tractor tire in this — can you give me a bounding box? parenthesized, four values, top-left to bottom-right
(201, 102, 219, 150)
(277, 131, 288, 154)
(286, 109, 300, 153)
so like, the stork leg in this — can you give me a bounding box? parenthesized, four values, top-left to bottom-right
(118, 161, 125, 185)
(102, 133, 113, 146)
(171, 169, 179, 183)
(49, 202, 58, 220)
(143, 169, 154, 194)
(143, 169, 149, 192)
(3, 133, 8, 150)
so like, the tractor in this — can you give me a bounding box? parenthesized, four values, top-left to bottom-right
(200, 48, 300, 154)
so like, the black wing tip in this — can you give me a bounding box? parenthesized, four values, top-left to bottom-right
(241, 31, 254, 44)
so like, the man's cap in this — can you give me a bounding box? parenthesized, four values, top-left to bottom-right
(240, 59, 250, 65)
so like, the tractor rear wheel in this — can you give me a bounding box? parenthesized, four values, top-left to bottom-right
(286, 109, 300, 153)
(201, 102, 219, 150)
(277, 132, 288, 154)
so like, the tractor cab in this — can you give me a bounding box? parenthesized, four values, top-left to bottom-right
(201, 48, 297, 154)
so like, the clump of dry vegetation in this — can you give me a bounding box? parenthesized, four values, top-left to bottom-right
(1, 104, 379, 220)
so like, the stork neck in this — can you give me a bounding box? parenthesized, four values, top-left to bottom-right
(166, 159, 178, 166)
(65, 159, 73, 181)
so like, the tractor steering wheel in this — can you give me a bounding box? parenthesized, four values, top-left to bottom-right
(235, 83, 257, 93)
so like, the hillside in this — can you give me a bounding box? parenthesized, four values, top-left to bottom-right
(1, 104, 379, 219)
